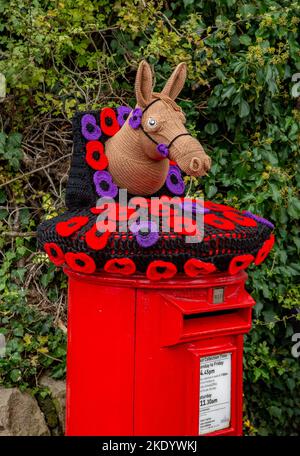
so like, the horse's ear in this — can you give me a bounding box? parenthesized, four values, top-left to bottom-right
(161, 62, 187, 100)
(135, 60, 153, 108)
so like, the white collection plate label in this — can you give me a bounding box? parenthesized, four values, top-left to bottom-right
(199, 352, 231, 435)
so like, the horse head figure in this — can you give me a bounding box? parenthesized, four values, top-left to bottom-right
(106, 60, 211, 195)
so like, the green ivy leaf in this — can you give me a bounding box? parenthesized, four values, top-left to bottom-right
(10, 369, 22, 382)
(239, 35, 251, 46)
(239, 99, 250, 118)
(204, 122, 218, 135)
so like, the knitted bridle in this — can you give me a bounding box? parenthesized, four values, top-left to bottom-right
(129, 98, 191, 159)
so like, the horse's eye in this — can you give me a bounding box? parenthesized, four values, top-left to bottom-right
(147, 117, 157, 128)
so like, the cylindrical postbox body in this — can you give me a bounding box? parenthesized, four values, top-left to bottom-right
(65, 269, 255, 436)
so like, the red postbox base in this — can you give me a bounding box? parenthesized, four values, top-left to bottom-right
(65, 269, 255, 436)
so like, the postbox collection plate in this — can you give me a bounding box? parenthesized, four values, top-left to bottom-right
(199, 353, 232, 435)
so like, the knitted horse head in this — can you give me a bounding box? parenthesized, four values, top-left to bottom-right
(37, 59, 275, 279)
(105, 61, 211, 196)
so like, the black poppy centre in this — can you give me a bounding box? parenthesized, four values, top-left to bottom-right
(75, 259, 86, 267)
(92, 151, 100, 160)
(170, 174, 178, 184)
(87, 123, 94, 133)
(105, 117, 113, 126)
(100, 181, 110, 191)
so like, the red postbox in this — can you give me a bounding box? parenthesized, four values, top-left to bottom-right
(65, 269, 254, 436)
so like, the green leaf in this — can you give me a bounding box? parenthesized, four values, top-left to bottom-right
(183, 0, 194, 7)
(239, 35, 251, 46)
(0, 189, 7, 204)
(10, 369, 22, 382)
(222, 85, 236, 99)
(207, 185, 218, 198)
(239, 99, 250, 118)
(13, 326, 24, 337)
(204, 123, 218, 135)
(269, 406, 282, 419)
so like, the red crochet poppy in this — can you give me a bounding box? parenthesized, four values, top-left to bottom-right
(184, 258, 216, 277)
(44, 242, 65, 266)
(223, 211, 257, 227)
(100, 108, 120, 136)
(204, 213, 235, 231)
(65, 252, 96, 274)
(255, 234, 275, 266)
(56, 216, 89, 237)
(104, 258, 136, 276)
(85, 225, 110, 250)
(229, 254, 254, 275)
(90, 207, 107, 215)
(85, 141, 108, 170)
(146, 261, 177, 281)
(205, 201, 238, 212)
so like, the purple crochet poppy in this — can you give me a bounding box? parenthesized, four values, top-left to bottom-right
(156, 143, 169, 158)
(135, 221, 159, 248)
(129, 108, 143, 129)
(117, 106, 132, 127)
(93, 170, 118, 198)
(180, 201, 210, 215)
(243, 211, 274, 229)
(81, 114, 101, 141)
(166, 165, 185, 196)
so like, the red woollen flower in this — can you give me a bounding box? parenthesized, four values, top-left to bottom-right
(204, 213, 235, 231)
(146, 261, 177, 281)
(56, 216, 89, 237)
(85, 225, 110, 250)
(255, 234, 275, 266)
(184, 259, 216, 277)
(229, 254, 254, 275)
(65, 252, 96, 274)
(85, 141, 108, 170)
(44, 242, 65, 266)
(222, 211, 257, 227)
(100, 108, 120, 136)
(205, 201, 238, 213)
(104, 258, 136, 276)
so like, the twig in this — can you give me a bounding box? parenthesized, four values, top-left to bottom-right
(0, 153, 72, 188)
(1, 231, 37, 237)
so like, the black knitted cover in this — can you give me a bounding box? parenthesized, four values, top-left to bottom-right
(37, 107, 275, 280)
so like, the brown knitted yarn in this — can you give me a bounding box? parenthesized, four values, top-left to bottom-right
(105, 61, 211, 196)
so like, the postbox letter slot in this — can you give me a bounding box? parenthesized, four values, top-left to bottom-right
(183, 308, 238, 320)
(181, 307, 251, 341)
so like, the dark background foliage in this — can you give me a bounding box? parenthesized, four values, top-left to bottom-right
(0, 0, 299, 435)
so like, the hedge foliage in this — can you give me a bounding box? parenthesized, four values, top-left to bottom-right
(0, 0, 299, 435)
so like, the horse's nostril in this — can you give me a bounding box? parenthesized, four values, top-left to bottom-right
(190, 157, 201, 172)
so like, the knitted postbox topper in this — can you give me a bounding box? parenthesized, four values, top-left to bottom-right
(37, 61, 274, 280)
